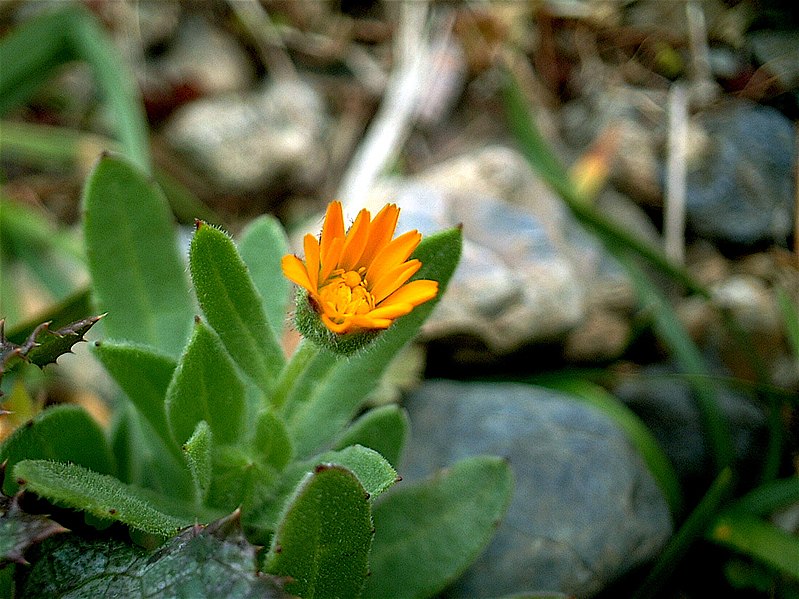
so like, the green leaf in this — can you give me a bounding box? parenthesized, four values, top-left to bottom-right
(316, 445, 398, 501)
(333, 404, 409, 468)
(363, 456, 514, 599)
(265, 464, 373, 599)
(92, 340, 177, 452)
(0, 404, 115, 496)
(238, 215, 291, 340)
(0, 198, 84, 300)
(83, 155, 192, 356)
(254, 410, 293, 471)
(17, 511, 291, 598)
(709, 512, 799, 579)
(285, 227, 463, 457)
(205, 447, 275, 515)
(0, 490, 67, 566)
(544, 380, 682, 517)
(109, 402, 139, 485)
(190, 222, 285, 395)
(183, 420, 213, 502)
(108, 401, 194, 501)
(166, 320, 246, 446)
(13, 460, 191, 536)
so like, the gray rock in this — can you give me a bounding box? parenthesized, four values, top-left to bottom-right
(680, 100, 795, 247)
(164, 80, 329, 193)
(361, 146, 652, 354)
(401, 380, 673, 598)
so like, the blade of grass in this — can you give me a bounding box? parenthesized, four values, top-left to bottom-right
(708, 511, 799, 579)
(0, 122, 221, 225)
(777, 288, 799, 361)
(0, 9, 70, 114)
(504, 66, 785, 485)
(502, 72, 707, 297)
(618, 253, 733, 473)
(502, 69, 734, 474)
(727, 477, 799, 517)
(632, 467, 734, 599)
(0, 5, 151, 173)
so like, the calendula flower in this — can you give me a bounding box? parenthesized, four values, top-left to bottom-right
(281, 201, 438, 337)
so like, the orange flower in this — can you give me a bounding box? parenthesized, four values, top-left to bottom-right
(281, 201, 438, 335)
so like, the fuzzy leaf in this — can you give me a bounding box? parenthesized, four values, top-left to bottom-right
(17, 511, 292, 598)
(0, 490, 67, 566)
(83, 154, 192, 357)
(92, 340, 177, 453)
(334, 404, 409, 468)
(243, 446, 396, 546)
(190, 222, 285, 394)
(265, 465, 373, 599)
(285, 228, 462, 457)
(254, 411, 293, 471)
(0, 404, 115, 496)
(317, 445, 398, 501)
(166, 319, 246, 446)
(183, 420, 213, 501)
(13, 460, 191, 536)
(238, 215, 291, 340)
(205, 447, 276, 516)
(363, 456, 514, 599)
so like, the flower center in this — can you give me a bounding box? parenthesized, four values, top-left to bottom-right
(319, 268, 374, 323)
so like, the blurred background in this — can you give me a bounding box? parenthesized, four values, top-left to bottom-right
(1, 0, 798, 597)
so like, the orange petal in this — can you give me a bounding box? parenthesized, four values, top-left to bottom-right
(319, 236, 344, 282)
(381, 279, 438, 308)
(321, 313, 351, 334)
(359, 204, 399, 268)
(365, 230, 421, 283)
(339, 208, 370, 271)
(351, 314, 393, 329)
(303, 233, 321, 291)
(366, 303, 414, 320)
(371, 259, 421, 304)
(281, 254, 314, 293)
(320, 201, 345, 262)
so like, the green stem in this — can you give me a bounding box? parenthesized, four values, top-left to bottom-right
(270, 339, 320, 410)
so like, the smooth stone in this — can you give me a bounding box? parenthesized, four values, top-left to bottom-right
(401, 380, 673, 598)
